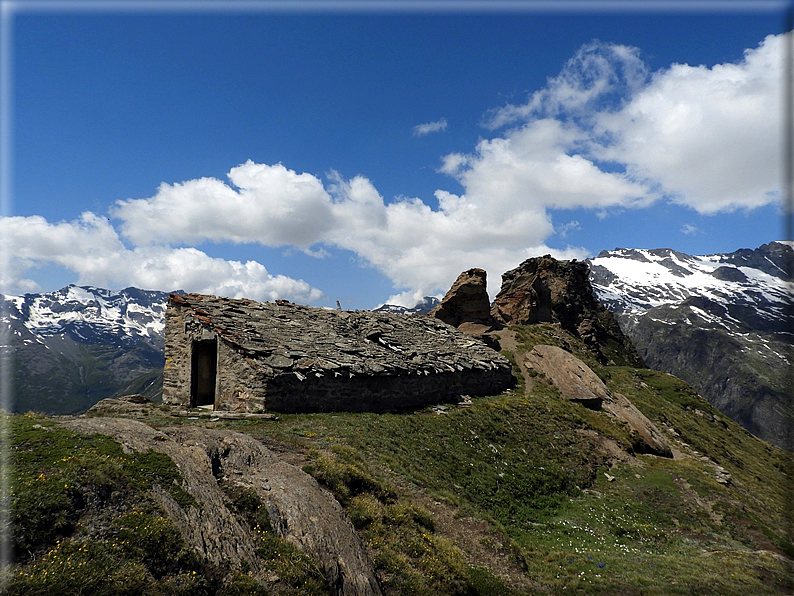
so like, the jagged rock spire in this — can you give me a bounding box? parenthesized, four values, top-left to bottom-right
(491, 255, 643, 366)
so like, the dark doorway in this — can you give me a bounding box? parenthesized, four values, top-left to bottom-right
(191, 339, 217, 408)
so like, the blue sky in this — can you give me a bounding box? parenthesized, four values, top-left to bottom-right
(1, 1, 789, 309)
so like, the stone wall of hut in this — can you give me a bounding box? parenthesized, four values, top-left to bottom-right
(163, 294, 513, 413)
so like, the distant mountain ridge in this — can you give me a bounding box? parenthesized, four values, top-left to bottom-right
(373, 296, 440, 315)
(2, 288, 440, 414)
(1, 285, 170, 414)
(587, 241, 792, 450)
(3, 241, 790, 446)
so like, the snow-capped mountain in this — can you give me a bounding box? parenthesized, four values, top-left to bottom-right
(4, 242, 790, 447)
(373, 296, 440, 315)
(1, 285, 170, 414)
(6, 285, 167, 343)
(588, 241, 792, 449)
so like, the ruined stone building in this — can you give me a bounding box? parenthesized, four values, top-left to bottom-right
(162, 293, 513, 413)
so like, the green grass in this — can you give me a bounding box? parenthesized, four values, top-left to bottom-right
(7, 324, 794, 594)
(7, 413, 215, 595)
(224, 325, 792, 594)
(221, 483, 327, 593)
(301, 444, 509, 595)
(10, 414, 197, 558)
(8, 413, 330, 595)
(607, 367, 794, 558)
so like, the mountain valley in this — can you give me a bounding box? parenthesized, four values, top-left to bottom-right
(1, 285, 168, 414)
(587, 241, 792, 450)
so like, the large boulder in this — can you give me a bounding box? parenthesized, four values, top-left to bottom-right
(491, 256, 643, 365)
(524, 345, 606, 409)
(525, 345, 672, 458)
(429, 268, 494, 328)
(429, 268, 502, 349)
(60, 417, 383, 596)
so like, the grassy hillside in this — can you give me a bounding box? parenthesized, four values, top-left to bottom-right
(619, 309, 792, 449)
(6, 324, 793, 594)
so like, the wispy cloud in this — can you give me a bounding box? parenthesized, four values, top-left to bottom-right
(681, 223, 701, 236)
(412, 118, 448, 137)
(557, 220, 582, 238)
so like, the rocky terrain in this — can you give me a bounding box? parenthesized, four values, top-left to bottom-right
(5, 255, 793, 594)
(59, 415, 382, 596)
(587, 241, 792, 450)
(7, 331, 792, 593)
(523, 344, 671, 458)
(491, 256, 644, 367)
(429, 268, 494, 329)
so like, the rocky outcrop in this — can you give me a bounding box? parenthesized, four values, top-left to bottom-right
(59, 417, 383, 596)
(429, 268, 494, 328)
(86, 393, 161, 416)
(524, 345, 672, 457)
(429, 268, 501, 349)
(491, 256, 643, 366)
(524, 346, 604, 410)
(167, 426, 383, 595)
(60, 418, 264, 572)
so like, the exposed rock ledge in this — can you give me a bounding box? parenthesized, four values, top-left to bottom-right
(524, 345, 672, 458)
(490, 256, 644, 366)
(59, 417, 382, 596)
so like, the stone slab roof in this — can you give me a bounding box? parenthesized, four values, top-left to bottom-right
(169, 293, 510, 378)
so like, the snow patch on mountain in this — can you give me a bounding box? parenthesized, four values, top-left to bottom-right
(588, 242, 792, 321)
(373, 296, 440, 315)
(3, 285, 169, 346)
(587, 241, 793, 450)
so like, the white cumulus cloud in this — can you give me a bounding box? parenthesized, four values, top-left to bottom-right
(595, 34, 784, 214)
(0, 213, 322, 302)
(121, 247, 323, 303)
(103, 158, 590, 301)
(113, 161, 334, 248)
(1, 213, 126, 292)
(439, 117, 653, 214)
(485, 35, 785, 216)
(7, 35, 782, 305)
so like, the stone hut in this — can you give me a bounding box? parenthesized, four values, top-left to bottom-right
(163, 293, 513, 413)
